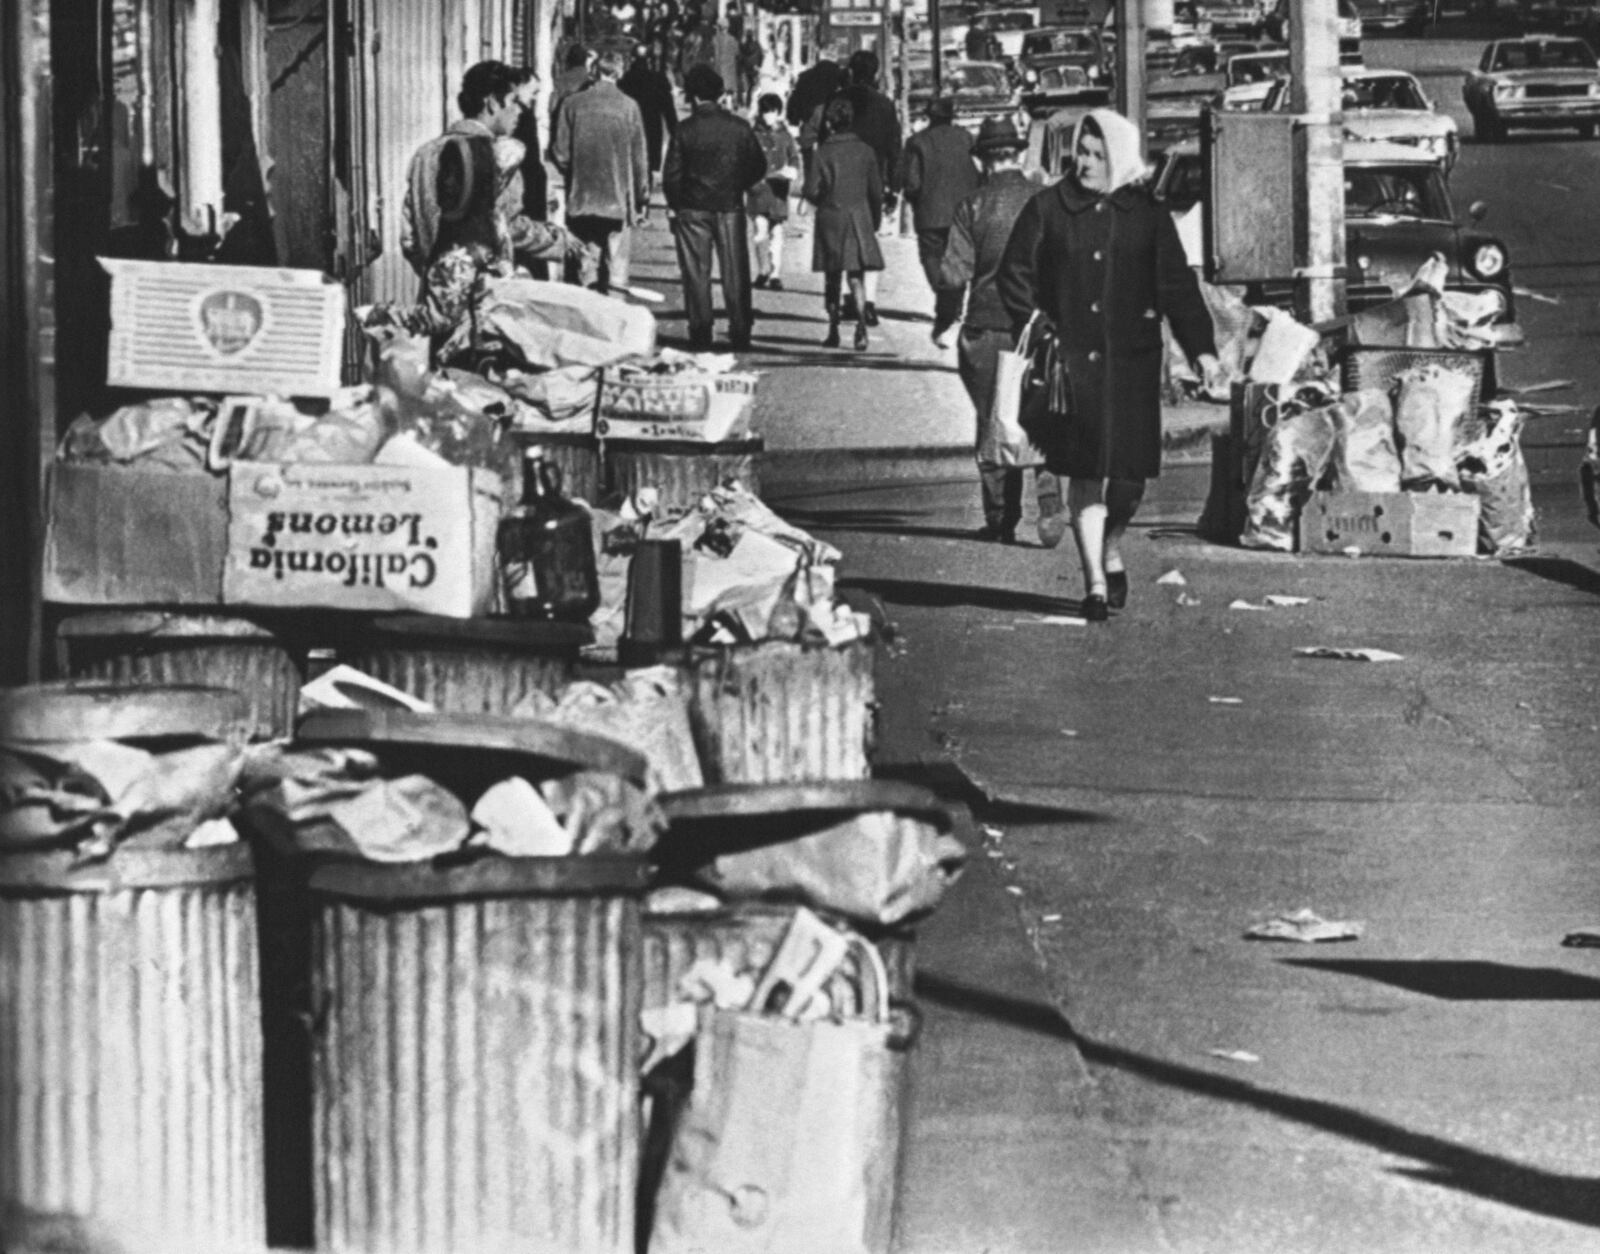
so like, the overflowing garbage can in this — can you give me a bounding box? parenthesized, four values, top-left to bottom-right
(0, 683, 264, 1254)
(248, 709, 656, 1254)
(605, 436, 764, 514)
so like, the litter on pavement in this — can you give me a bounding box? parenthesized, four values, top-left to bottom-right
(1156, 570, 1188, 586)
(1229, 600, 1273, 611)
(1264, 595, 1312, 607)
(1209, 696, 1244, 705)
(1244, 908, 1364, 943)
(1207, 1049, 1262, 1064)
(1294, 646, 1404, 662)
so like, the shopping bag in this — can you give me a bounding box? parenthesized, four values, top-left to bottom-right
(980, 312, 1048, 468)
(648, 1008, 904, 1254)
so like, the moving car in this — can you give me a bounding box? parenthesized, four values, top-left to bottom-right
(969, 8, 1040, 60)
(1462, 36, 1600, 139)
(907, 59, 1024, 133)
(1194, 0, 1272, 38)
(1263, 67, 1459, 168)
(1350, 0, 1429, 35)
(1020, 59, 1111, 116)
(1151, 139, 1518, 327)
(1521, 0, 1600, 38)
(1216, 47, 1289, 109)
(1019, 25, 1104, 81)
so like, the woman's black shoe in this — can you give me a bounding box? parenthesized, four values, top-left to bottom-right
(1082, 594, 1109, 623)
(823, 325, 841, 348)
(854, 323, 869, 351)
(864, 302, 880, 327)
(1106, 570, 1129, 609)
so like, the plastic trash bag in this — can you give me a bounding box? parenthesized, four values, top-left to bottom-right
(461, 276, 657, 371)
(1240, 406, 1338, 552)
(1328, 389, 1402, 494)
(1394, 361, 1478, 490)
(1457, 398, 1536, 554)
(57, 398, 216, 472)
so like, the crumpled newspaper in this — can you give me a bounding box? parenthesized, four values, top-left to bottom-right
(0, 736, 246, 859)
(1294, 646, 1403, 663)
(57, 398, 217, 473)
(1244, 908, 1364, 943)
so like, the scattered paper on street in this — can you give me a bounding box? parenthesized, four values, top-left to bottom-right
(1512, 286, 1560, 306)
(1176, 592, 1202, 607)
(1157, 570, 1187, 586)
(1265, 595, 1312, 607)
(1244, 908, 1364, 943)
(1018, 616, 1088, 627)
(1294, 646, 1404, 662)
(1208, 1049, 1261, 1064)
(1041, 913, 1063, 924)
(1229, 600, 1272, 611)
(1209, 696, 1244, 705)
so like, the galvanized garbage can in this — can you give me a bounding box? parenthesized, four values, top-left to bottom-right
(335, 615, 591, 715)
(289, 709, 654, 1254)
(57, 610, 302, 740)
(604, 437, 764, 513)
(0, 846, 265, 1254)
(688, 635, 877, 783)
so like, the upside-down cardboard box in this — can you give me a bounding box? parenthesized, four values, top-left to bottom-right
(44, 260, 503, 617)
(1300, 490, 1480, 559)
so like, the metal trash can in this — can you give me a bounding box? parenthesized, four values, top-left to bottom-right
(0, 846, 265, 1254)
(604, 437, 764, 513)
(57, 610, 302, 740)
(515, 430, 604, 505)
(335, 615, 591, 715)
(688, 635, 877, 783)
(309, 856, 648, 1254)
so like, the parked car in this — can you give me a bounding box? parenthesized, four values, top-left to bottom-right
(1150, 139, 1518, 326)
(908, 59, 1024, 133)
(1463, 36, 1600, 139)
(1019, 25, 1104, 81)
(1020, 58, 1111, 116)
(969, 8, 1040, 60)
(1521, 0, 1600, 38)
(1265, 0, 1364, 63)
(1216, 47, 1290, 109)
(1350, 0, 1429, 35)
(1263, 67, 1459, 168)
(1194, 0, 1272, 38)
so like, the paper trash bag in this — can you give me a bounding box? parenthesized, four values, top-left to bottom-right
(980, 312, 1047, 469)
(649, 1009, 902, 1254)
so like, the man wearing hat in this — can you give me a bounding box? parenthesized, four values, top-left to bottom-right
(939, 116, 1063, 545)
(662, 64, 769, 350)
(901, 95, 979, 348)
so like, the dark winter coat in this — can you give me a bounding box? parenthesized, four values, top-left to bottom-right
(787, 60, 844, 137)
(838, 84, 903, 193)
(663, 102, 768, 213)
(620, 60, 678, 173)
(748, 119, 801, 221)
(939, 167, 1042, 331)
(901, 120, 979, 231)
(997, 175, 1217, 480)
(805, 131, 885, 273)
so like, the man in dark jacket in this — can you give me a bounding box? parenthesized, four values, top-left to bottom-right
(940, 117, 1060, 545)
(837, 49, 901, 325)
(620, 46, 679, 189)
(902, 95, 979, 346)
(663, 64, 768, 350)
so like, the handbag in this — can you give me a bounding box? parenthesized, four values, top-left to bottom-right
(981, 312, 1063, 469)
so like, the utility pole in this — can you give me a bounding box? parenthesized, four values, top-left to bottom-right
(930, 0, 942, 95)
(1288, 0, 1346, 323)
(1113, 0, 1146, 140)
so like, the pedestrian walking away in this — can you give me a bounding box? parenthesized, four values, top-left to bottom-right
(939, 116, 1061, 546)
(549, 43, 594, 130)
(833, 49, 902, 326)
(998, 108, 1223, 622)
(738, 26, 766, 107)
(551, 48, 652, 294)
(620, 46, 680, 193)
(806, 95, 885, 352)
(902, 94, 980, 347)
(401, 60, 574, 283)
(787, 48, 844, 218)
(663, 64, 769, 350)
(749, 93, 801, 290)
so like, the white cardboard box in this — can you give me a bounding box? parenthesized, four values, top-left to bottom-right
(1300, 490, 1480, 559)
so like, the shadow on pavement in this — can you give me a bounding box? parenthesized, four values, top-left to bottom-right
(781, 506, 981, 543)
(1279, 959, 1600, 1001)
(1503, 556, 1600, 599)
(915, 972, 1600, 1230)
(872, 761, 1113, 826)
(840, 575, 1080, 616)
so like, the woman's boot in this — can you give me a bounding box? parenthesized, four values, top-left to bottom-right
(823, 304, 841, 348)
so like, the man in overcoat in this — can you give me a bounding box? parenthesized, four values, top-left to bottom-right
(551, 49, 652, 293)
(901, 94, 979, 347)
(663, 64, 769, 350)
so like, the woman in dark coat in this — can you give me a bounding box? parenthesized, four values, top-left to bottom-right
(805, 95, 884, 351)
(999, 108, 1223, 621)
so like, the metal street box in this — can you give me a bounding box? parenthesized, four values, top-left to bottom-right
(1301, 490, 1480, 559)
(100, 258, 346, 397)
(224, 462, 503, 617)
(44, 465, 229, 605)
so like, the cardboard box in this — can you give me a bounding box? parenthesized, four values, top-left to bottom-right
(44, 465, 229, 605)
(46, 462, 504, 617)
(100, 258, 347, 397)
(224, 462, 503, 617)
(596, 371, 760, 442)
(1300, 490, 1480, 559)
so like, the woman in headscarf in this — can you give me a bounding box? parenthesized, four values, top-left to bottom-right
(805, 94, 884, 351)
(998, 108, 1223, 622)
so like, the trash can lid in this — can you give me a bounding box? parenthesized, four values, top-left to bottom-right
(659, 780, 950, 827)
(0, 844, 255, 894)
(308, 852, 650, 903)
(363, 614, 593, 650)
(295, 708, 650, 783)
(0, 682, 251, 743)
(56, 611, 284, 642)
(604, 436, 765, 456)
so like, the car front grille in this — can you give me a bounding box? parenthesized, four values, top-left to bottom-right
(1525, 82, 1588, 97)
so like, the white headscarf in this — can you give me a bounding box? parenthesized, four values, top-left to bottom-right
(1070, 107, 1149, 195)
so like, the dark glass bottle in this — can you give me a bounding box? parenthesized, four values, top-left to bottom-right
(497, 451, 600, 622)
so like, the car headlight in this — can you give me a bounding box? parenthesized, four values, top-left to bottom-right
(1589, 82, 1600, 96)
(1470, 242, 1507, 279)
(1494, 82, 1524, 100)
